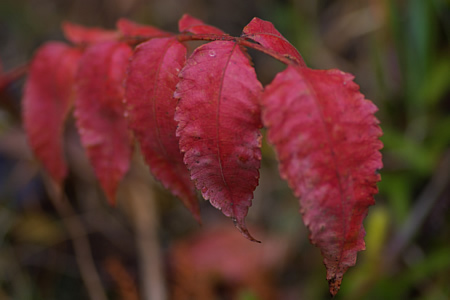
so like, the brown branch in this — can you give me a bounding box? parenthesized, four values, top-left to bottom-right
(104, 256, 139, 300)
(42, 176, 108, 300)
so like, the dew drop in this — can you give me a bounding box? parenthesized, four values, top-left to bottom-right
(124, 111, 129, 118)
(208, 50, 216, 57)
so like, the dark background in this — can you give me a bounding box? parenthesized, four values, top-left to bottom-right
(0, 0, 449, 299)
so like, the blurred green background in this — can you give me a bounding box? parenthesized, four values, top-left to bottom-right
(0, 0, 449, 299)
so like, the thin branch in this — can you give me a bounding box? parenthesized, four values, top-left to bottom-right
(42, 176, 108, 300)
(126, 173, 167, 300)
(104, 256, 139, 300)
(176, 32, 235, 43)
(384, 149, 450, 268)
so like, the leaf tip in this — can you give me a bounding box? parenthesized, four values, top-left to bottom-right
(101, 179, 120, 207)
(327, 275, 342, 297)
(231, 217, 260, 243)
(187, 200, 202, 224)
(193, 213, 202, 225)
(105, 192, 117, 207)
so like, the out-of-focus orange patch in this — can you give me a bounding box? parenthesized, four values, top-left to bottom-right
(169, 225, 289, 300)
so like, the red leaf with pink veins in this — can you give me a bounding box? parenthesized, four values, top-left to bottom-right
(262, 65, 382, 295)
(116, 19, 171, 39)
(175, 41, 263, 242)
(75, 42, 133, 204)
(178, 14, 225, 35)
(242, 18, 305, 66)
(62, 22, 120, 45)
(125, 37, 200, 221)
(23, 42, 82, 185)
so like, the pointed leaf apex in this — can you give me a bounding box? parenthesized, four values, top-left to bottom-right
(232, 217, 260, 243)
(192, 208, 202, 224)
(105, 190, 117, 206)
(328, 275, 343, 297)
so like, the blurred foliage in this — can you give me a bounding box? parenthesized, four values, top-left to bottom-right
(0, 0, 449, 299)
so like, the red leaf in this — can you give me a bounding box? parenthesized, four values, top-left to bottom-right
(262, 65, 382, 295)
(116, 18, 171, 39)
(242, 18, 305, 66)
(75, 42, 133, 204)
(23, 42, 82, 185)
(62, 22, 120, 45)
(178, 14, 225, 35)
(124, 37, 200, 220)
(175, 41, 263, 242)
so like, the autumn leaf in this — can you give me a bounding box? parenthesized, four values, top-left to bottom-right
(62, 22, 120, 45)
(242, 18, 305, 66)
(124, 37, 200, 220)
(178, 14, 225, 35)
(175, 41, 263, 242)
(116, 18, 171, 40)
(23, 42, 82, 185)
(75, 41, 133, 204)
(262, 65, 383, 295)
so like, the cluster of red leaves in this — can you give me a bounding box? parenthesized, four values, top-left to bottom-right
(21, 14, 382, 295)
